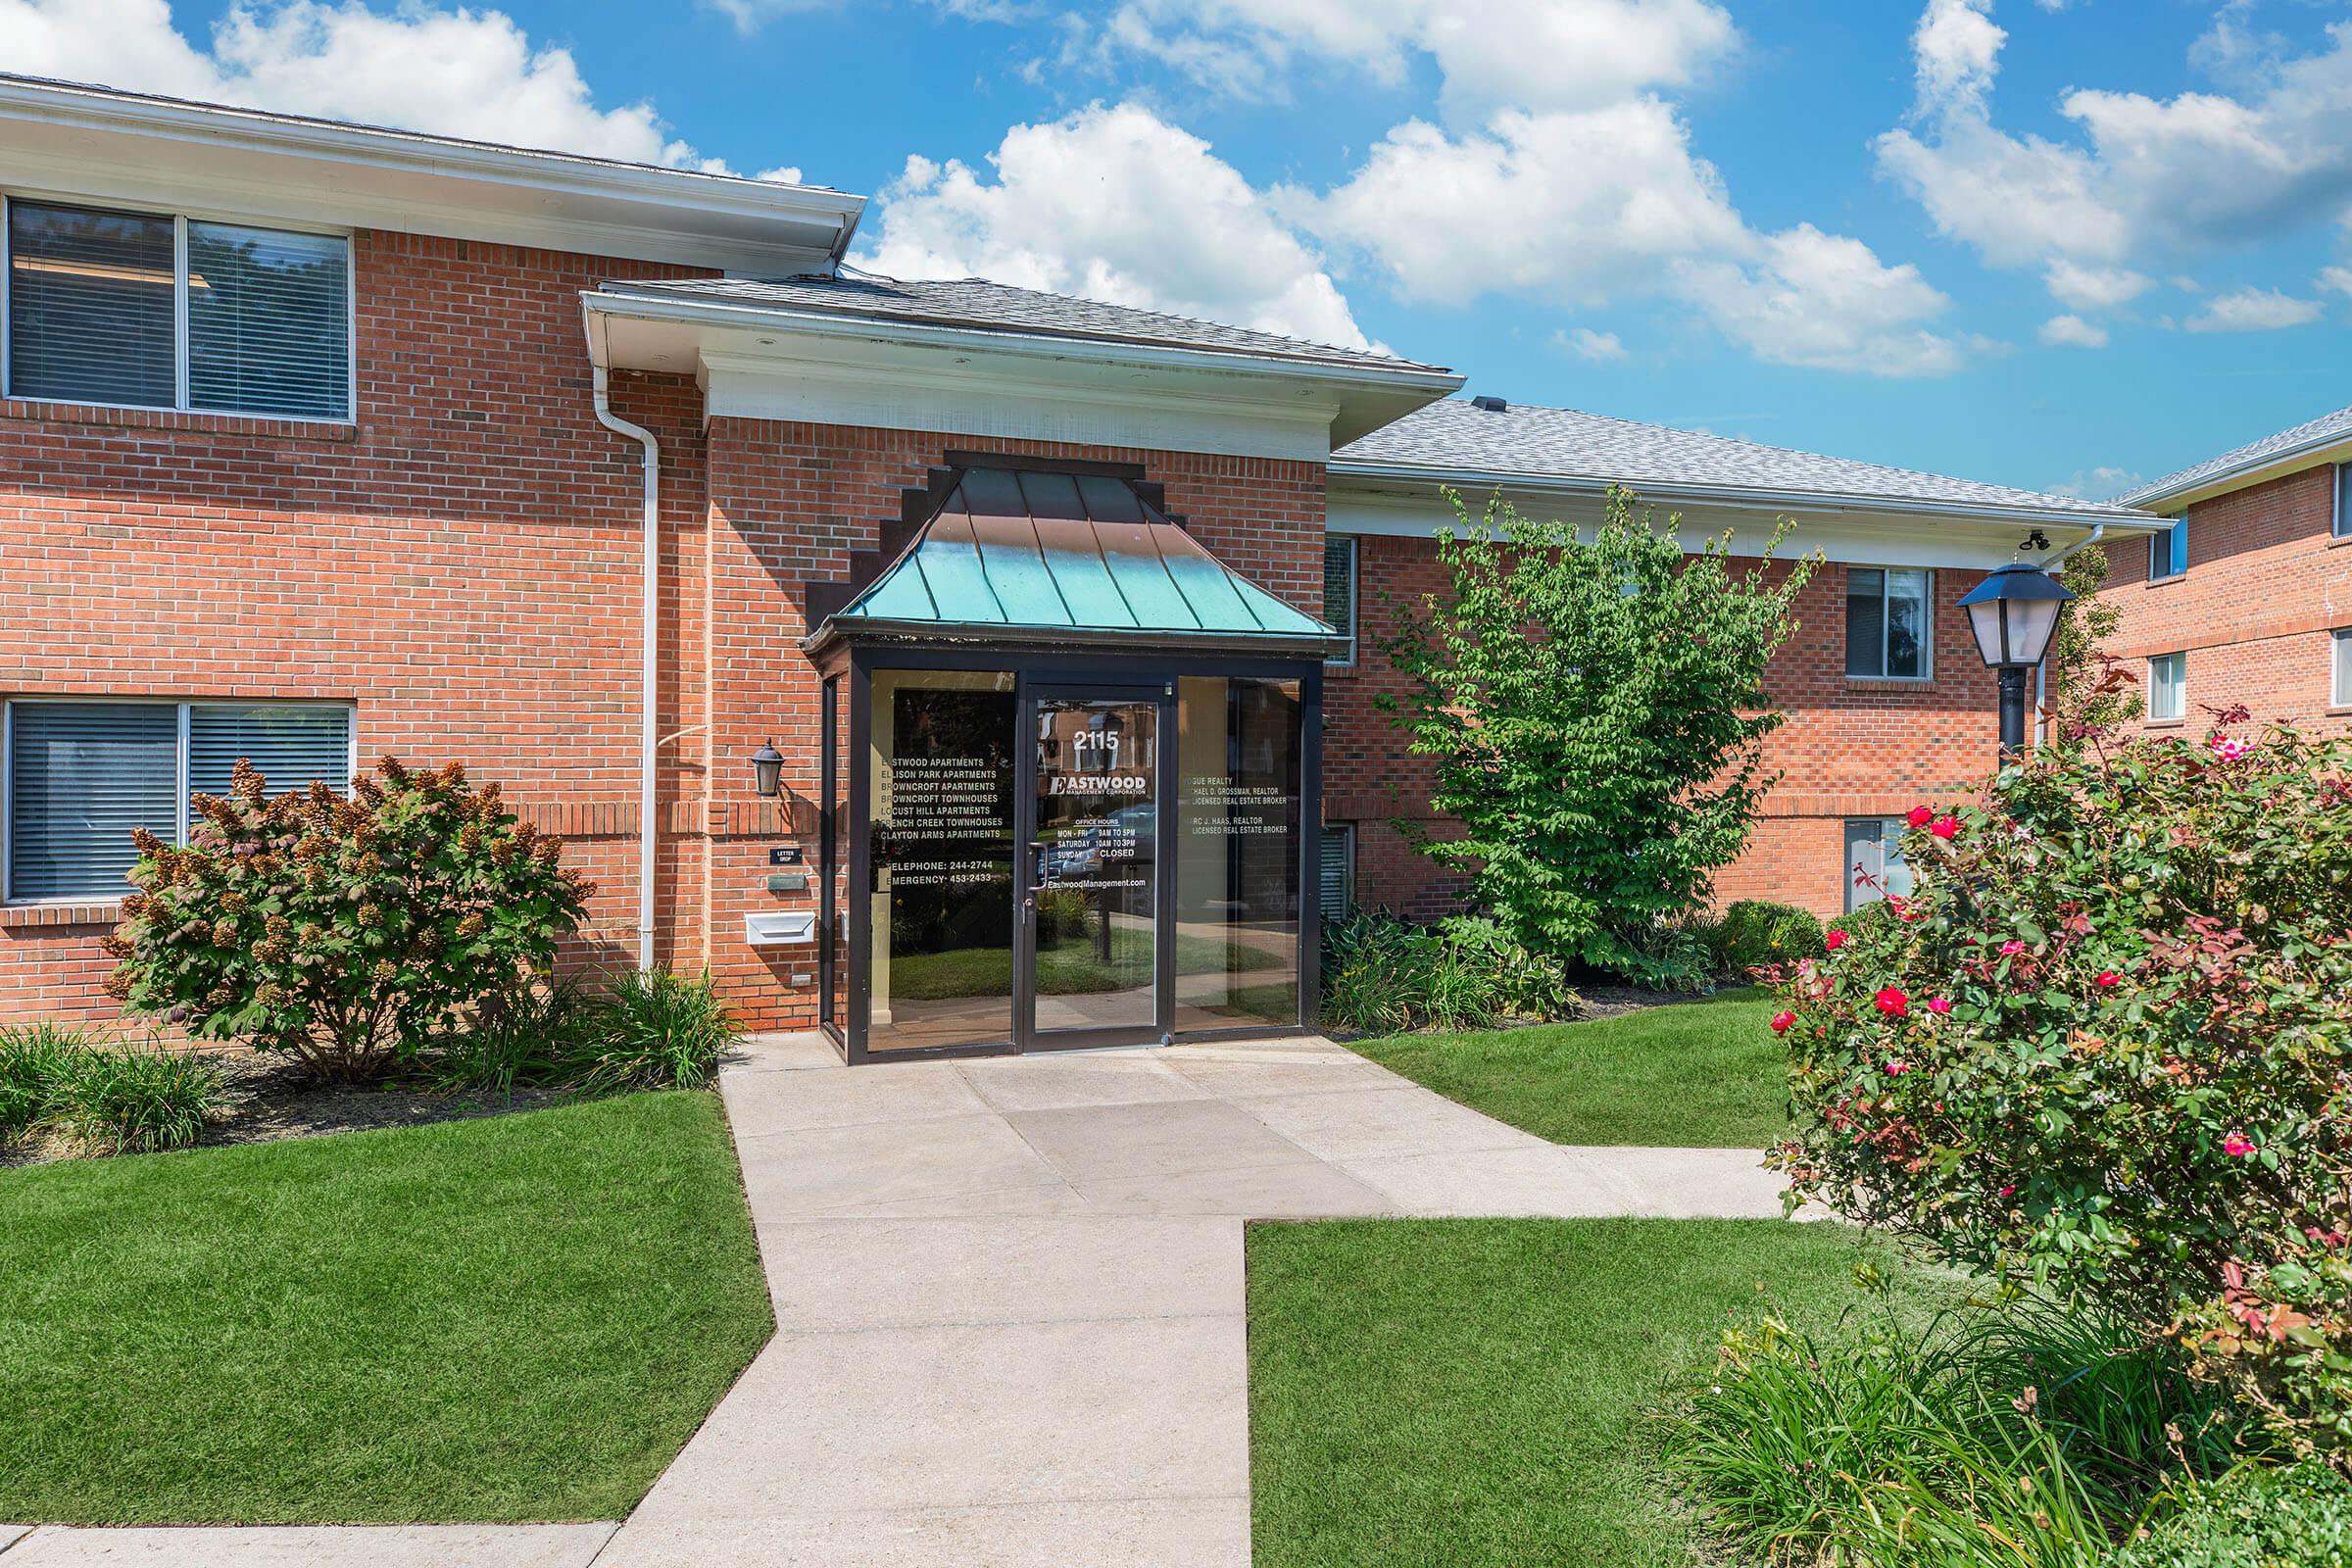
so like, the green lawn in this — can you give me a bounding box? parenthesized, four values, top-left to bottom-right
(1249, 1216, 1917, 1568)
(1354, 988, 1787, 1147)
(0, 1091, 770, 1525)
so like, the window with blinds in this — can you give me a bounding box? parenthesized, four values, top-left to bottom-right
(1318, 823, 1354, 916)
(1842, 818, 1915, 913)
(5, 702, 352, 902)
(3, 198, 351, 419)
(1322, 536, 1356, 666)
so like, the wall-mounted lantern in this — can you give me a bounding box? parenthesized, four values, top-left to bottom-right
(752, 739, 785, 799)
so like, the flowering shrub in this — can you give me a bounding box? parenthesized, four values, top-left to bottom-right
(1766, 713, 2352, 1445)
(106, 758, 591, 1083)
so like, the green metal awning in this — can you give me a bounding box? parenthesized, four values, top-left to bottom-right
(807, 466, 1341, 656)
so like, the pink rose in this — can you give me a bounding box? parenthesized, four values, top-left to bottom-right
(1999, 940, 2027, 957)
(2209, 734, 2248, 761)
(1770, 1010, 1796, 1035)
(1930, 815, 1961, 840)
(2094, 971, 2121, 989)
(1998, 1183, 2016, 1199)
(1875, 987, 1909, 1017)
(1886, 1058, 1911, 1075)
(1825, 929, 1848, 951)
(1925, 996, 1952, 1014)
(1906, 805, 1934, 828)
(2223, 1133, 2257, 1158)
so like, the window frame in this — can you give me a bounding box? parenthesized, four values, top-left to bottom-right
(1322, 534, 1358, 669)
(1842, 816, 1914, 913)
(2334, 630, 2352, 709)
(2149, 515, 2188, 580)
(0, 190, 357, 422)
(1844, 564, 1936, 681)
(2, 697, 358, 905)
(2147, 651, 2187, 722)
(2336, 466, 2352, 541)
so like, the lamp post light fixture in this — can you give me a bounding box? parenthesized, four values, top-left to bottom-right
(752, 739, 785, 800)
(1956, 562, 2075, 764)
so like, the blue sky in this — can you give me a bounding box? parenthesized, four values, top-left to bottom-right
(15, 0, 2352, 500)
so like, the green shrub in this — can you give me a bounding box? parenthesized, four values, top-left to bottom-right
(578, 968, 736, 1091)
(1669, 1297, 2243, 1566)
(45, 1038, 227, 1155)
(420, 980, 595, 1096)
(2119, 1462, 2352, 1568)
(1715, 899, 1826, 974)
(107, 757, 593, 1084)
(0, 1022, 82, 1144)
(1319, 910, 1581, 1035)
(1767, 718, 2352, 1412)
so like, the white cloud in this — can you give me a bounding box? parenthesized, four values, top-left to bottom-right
(1880, 3, 2352, 272)
(2043, 259, 2153, 312)
(1556, 326, 1628, 362)
(2047, 466, 2140, 500)
(1675, 224, 1973, 376)
(1068, 0, 1739, 115)
(0, 0, 740, 170)
(2184, 285, 2324, 332)
(754, 165, 806, 185)
(2038, 313, 2108, 347)
(853, 102, 1377, 351)
(2320, 266, 2352, 298)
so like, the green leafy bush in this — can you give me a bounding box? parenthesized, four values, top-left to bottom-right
(1379, 485, 1816, 985)
(0, 1022, 80, 1144)
(2119, 1462, 2352, 1568)
(419, 980, 595, 1096)
(1714, 899, 1826, 974)
(44, 1038, 228, 1154)
(1766, 716, 2352, 1454)
(577, 968, 736, 1091)
(1669, 1297, 2245, 1567)
(1320, 910, 1581, 1034)
(106, 757, 593, 1084)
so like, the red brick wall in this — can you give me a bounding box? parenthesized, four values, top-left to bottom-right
(2097, 465, 2352, 737)
(0, 230, 714, 1022)
(1325, 535, 2002, 920)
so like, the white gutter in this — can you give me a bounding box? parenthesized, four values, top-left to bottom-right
(590, 363, 662, 972)
(2121, 427, 2352, 513)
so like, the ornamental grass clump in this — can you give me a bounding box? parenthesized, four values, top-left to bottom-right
(105, 757, 592, 1084)
(1765, 706, 2352, 1463)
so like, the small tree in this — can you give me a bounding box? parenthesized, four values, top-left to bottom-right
(2044, 539, 2140, 731)
(105, 757, 592, 1083)
(1380, 485, 1816, 983)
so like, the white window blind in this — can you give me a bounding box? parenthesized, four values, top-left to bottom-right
(1318, 823, 1354, 914)
(6, 702, 352, 902)
(187, 221, 351, 418)
(1845, 567, 1932, 678)
(8, 704, 178, 903)
(1322, 536, 1357, 666)
(6, 201, 176, 408)
(2148, 652, 2186, 721)
(1842, 817, 1915, 912)
(2335, 631, 2352, 709)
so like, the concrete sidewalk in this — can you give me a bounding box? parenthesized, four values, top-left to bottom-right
(2, 1031, 1788, 1567)
(592, 1031, 1787, 1568)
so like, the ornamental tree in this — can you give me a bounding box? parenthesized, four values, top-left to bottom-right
(105, 757, 592, 1083)
(1380, 485, 1816, 983)
(1766, 712, 2352, 1453)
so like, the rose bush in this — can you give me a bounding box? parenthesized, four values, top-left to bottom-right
(105, 757, 591, 1082)
(1766, 711, 2352, 1455)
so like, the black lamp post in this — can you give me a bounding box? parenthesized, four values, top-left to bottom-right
(752, 740, 785, 799)
(1956, 563, 2075, 763)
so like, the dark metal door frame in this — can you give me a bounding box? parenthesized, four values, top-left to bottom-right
(1014, 677, 1176, 1053)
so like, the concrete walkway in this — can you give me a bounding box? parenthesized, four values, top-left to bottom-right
(1, 1031, 1787, 1567)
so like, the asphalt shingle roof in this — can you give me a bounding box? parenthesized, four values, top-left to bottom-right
(1335, 398, 2155, 521)
(2122, 405, 2352, 508)
(604, 272, 1447, 375)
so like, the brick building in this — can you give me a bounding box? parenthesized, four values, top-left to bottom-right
(2099, 406, 2352, 739)
(0, 75, 2160, 1060)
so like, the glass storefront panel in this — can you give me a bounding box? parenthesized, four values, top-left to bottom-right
(821, 675, 847, 1033)
(1030, 694, 1161, 1035)
(1173, 676, 1301, 1029)
(867, 669, 1017, 1052)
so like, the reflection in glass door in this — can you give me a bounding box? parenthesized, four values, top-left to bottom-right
(1026, 691, 1164, 1042)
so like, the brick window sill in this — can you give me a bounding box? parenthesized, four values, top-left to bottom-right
(2329, 534, 2352, 550)
(1843, 677, 1941, 694)
(2145, 718, 2186, 730)
(0, 399, 358, 443)
(2143, 573, 2186, 589)
(0, 899, 122, 929)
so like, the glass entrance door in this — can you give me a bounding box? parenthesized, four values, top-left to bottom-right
(1023, 687, 1168, 1047)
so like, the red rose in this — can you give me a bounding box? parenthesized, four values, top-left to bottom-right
(2094, 971, 2121, 989)
(1770, 1010, 1796, 1035)
(1906, 805, 1934, 828)
(1825, 929, 1848, 950)
(1875, 986, 1909, 1017)
(1930, 815, 1961, 840)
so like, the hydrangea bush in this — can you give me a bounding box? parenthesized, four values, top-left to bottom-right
(1766, 710, 2352, 1458)
(105, 757, 591, 1083)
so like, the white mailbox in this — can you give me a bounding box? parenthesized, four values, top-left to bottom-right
(745, 910, 817, 947)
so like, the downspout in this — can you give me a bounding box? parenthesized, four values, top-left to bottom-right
(592, 364, 661, 971)
(2031, 523, 2106, 753)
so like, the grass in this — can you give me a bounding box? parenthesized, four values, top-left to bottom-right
(0, 1091, 771, 1525)
(1352, 987, 1787, 1147)
(1248, 1216, 1933, 1568)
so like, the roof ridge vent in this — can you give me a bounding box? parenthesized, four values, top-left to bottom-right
(1470, 394, 1509, 413)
